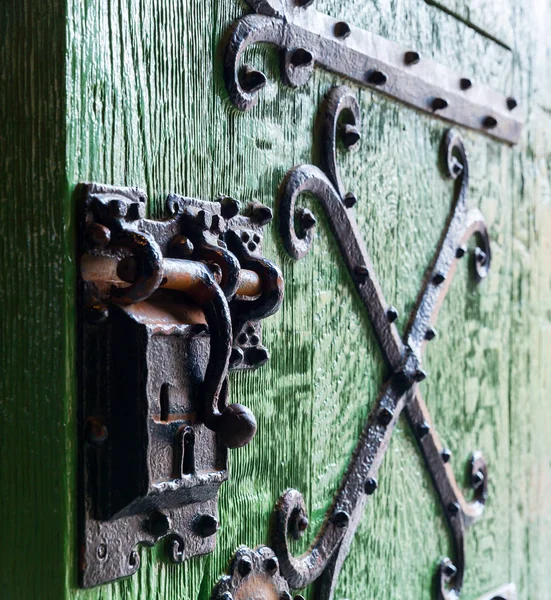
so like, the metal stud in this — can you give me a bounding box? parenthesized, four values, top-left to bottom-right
(441, 448, 452, 463)
(334, 21, 351, 39)
(425, 327, 437, 341)
(342, 123, 361, 148)
(343, 192, 357, 208)
(290, 48, 314, 68)
(364, 477, 378, 495)
(418, 421, 431, 438)
(432, 97, 449, 111)
(507, 97, 518, 111)
(300, 208, 317, 231)
(404, 51, 420, 65)
(483, 116, 498, 129)
(332, 510, 350, 528)
(460, 78, 473, 90)
(194, 514, 219, 538)
(448, 501, 461, 516)
(378, 406, 394, 425)
(237, 556, 253, 577)
(386, 306, 399, 323)
(354, 265, 369, 283)
(265, 556, 279, 576)
(367, 70, 387, 85)
(455, 244, 467, 259)
(432, 272, 446, 285)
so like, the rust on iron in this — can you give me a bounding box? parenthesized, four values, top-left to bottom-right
(223, 0, 523, 144)
(274, 85, 493, 599)
(78, 183, 283, 587)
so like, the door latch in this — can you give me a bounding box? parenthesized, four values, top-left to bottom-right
(78, 183, 283, 587)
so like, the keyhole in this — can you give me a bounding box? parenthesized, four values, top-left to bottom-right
(160, 383, 170, 422)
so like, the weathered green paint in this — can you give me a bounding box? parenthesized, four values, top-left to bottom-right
(1, 0, 550, 599)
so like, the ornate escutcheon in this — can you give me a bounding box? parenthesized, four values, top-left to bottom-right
(77, 183, 283, 587)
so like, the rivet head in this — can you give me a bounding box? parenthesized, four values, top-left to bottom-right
(417, 421, 431, 438)
(447, 501, 461, 516)
(378, 406, 394, 426)
(96, 543, 107, 560)
(432, 272, 446, 285)
(343, 192, 357, 208)
(475, 248, 487, 263)
(146, 511, 170, 538)
(332, 510, 350, 528)
(237, 556, 253, 577)
(249, 203, 273, 225)
(460, 78, 473, 90)
(424, 327, 437, 341)
(414, 369, 427, 382)
(472, 470, 484, 489)
(507, 96, 518, 111)
(219, 195, 241, 219)
(86, 223, 111, 246)
(194, 514, 219, 538)
(442, 558, 458, 579)
(483, 115, 498, 129)
(300, 208, 317, 231)
(456, 245, 467, 259)
(364, 477, 378, 495)
(238, 66, 267, 94)
(441, 448, 452, 463)
(386, 306, 399, 323)
(297, 516, 309, 532)
(342, 123, 361, 148)
(334, 21, 351, 39)
(367, 70, 387, 85)
(404, 50, 421, 65)
(354, 265, 369, 283)
(432, 97, 449, 111)
(264, 556, 279, 576)
(85, 417, 108, 445)
(289, 48, 314, 68)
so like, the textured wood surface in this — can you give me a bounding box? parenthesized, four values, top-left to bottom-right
(2, 0, 551, 599)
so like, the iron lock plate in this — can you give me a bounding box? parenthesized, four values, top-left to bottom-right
(77, 183, 283, 588)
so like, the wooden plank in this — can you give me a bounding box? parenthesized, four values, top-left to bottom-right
(0, 1, 72, 599)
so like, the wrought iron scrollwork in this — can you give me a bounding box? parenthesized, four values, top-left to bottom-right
(274, 85, 494, 599)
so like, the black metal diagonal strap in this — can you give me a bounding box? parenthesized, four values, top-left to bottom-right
(275, 86, 490, 600)
(223, 0, 523, 144)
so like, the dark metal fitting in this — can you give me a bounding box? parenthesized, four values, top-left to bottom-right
(295, 0, 314, 6)
(460, 78, 473, 90)
(354, 265, 370, 283)
(96, 543, 107, 560)
(404, 50, 421, 65)
(247, 346, 270, 366)
(367, 70, 387, 85)
(414, 369, 427, 382)
(238, 65, 267, 94)
(196, 209, 212, 230)
(145, 511, 170, 538)
(475, 248, 487, 263)
(432, 272, 446, 285)
(417, 421, 431, 438)
(86, 223, 111, 247)
(237, 556, 253, 577)
(117, 257, 138, 283)
(378, 406, 394, 426)
(386, 306, 399, 322)
(84, 304, 109, 325)
(297, 515, 309, 532)
(364, 477, 378, 495)
(332, 510, 350, 528)
(127, 202, 146, 220)
(472, 470, 485, 489)
(507, 96, 518, 111)
(229, 346, 244, 368)
(109, 198, 128, 217)
(218, 195, 241, 219)
(447, 501, 461, 516)
(211, 214, 226, 234)
(342, 123, 361, 148)
(432, 97, 449, 111)
(483, 115, 498, 129)
(265, 556, 279, 575)
(455, 244, 467, 258)
(424, 327, 437, 340)
(441, 448, 452, 463)
(248, 202, 273, 225)
(290, 48, 314, 68)
(169, 234, 194, 257)
(343, 192, 357, 208)
(442, 559, 458, 579)
(300, 208, 317, 231)
(334, 21, 351, 39)
(193, 514, 219, 538)
(85, 417, 108, 445)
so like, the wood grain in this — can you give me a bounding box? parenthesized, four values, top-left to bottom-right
(2, 0, 551, 599)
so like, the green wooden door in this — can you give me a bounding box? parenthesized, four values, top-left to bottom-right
(2, 0, 551, 599)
